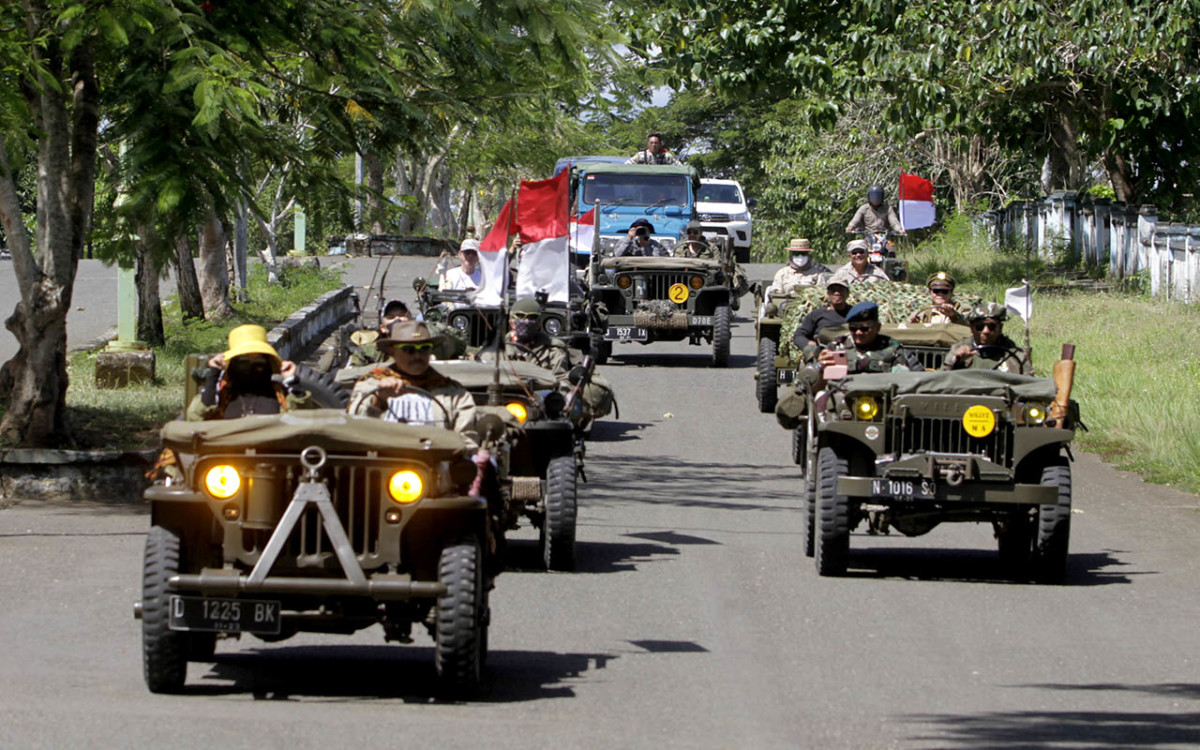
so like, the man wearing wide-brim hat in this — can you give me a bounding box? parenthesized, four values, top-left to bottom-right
(347, 320, 479, 447)
(767, 237, 831, 295)
(187, 324, 310, 420)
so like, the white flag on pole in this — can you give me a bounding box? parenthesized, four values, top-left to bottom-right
(1004, 283, 1033, 321)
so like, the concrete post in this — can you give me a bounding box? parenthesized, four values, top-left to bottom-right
(291, 205, 307, 257)
(95, 264, 155, 387)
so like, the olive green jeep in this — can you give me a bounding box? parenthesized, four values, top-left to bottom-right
(795, 368, 1078, 582)
(137, 410, 509, 697)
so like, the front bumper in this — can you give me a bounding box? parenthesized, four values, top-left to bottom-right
(837, 476, 1057, 505)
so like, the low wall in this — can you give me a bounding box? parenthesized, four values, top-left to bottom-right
(0, 285, 361, 503)
(327, 234, 458, 258)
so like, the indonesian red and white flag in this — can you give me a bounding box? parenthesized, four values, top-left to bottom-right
(569, 207, 596, 256)
(898, 172, 936, 230)
(516, 169, 571, 303)
(475, 198, 514, 307)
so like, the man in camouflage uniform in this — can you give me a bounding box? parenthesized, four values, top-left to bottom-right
(941, 302, 1032, 374)
(348, 320, 480, 448)
(909, 271, 969, 324)
(504, 298, 572, 375)
(829, 239, 890, 285)
(776, 302, 922, 428)
(845, 184, 905, 235)
(675, 220, 715, 258)
(767, 238, 830, 295)
(626, 132, 681, 165)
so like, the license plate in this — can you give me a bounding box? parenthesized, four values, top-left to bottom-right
(607, 326, 648, 341)
(778, 369, 795, 384)
(169, 595, 282, 635)
(689, 316, 712, 327)
(871, 478, 936, 501)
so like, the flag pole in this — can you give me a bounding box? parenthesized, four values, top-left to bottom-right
(488, 187, 517, 407)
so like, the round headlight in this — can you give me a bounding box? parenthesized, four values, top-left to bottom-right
(505, 402, 529, 423)
(617, 275, 632, 290)
(450, 314, 469, 331)
(544, 316, 563, 335)
(854, 396, 880, 421)
(388, 470, 423, 504)
(1023, 403, 1047, 425)
(689, 275, 704, 289)
(204, 465, 241, 499)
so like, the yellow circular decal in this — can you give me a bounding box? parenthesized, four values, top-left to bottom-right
(962, 405, 996, 438)
(668, 283, 690, 304)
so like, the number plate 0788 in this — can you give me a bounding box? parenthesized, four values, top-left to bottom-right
(871, 478, 935, 500)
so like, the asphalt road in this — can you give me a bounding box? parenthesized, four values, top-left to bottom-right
(2, 261, 1200, 748)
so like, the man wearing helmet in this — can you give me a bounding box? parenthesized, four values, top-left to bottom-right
(846, 185, 905, 235)
(767, 238, 830, 295)
(941, 302, 1032, 374)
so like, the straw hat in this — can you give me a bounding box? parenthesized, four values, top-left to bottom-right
(788, 238, 812, 252)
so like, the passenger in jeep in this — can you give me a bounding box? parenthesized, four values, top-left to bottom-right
(941, 302, 1033, 374)
(187, 325, 310, 420)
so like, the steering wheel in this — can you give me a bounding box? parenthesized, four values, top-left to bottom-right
(908, 305, 967, 325)
(473, 340, 536, 363)
(674, 240, 710, 258)
(381, 383, 453, 429)
(971, 344, 1025, 371)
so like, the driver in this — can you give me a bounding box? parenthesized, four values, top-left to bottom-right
(845, 184, 905, 235)
(909, 271, 968, 324)
(941, 302, 1032, 374)
(614, 218, 668, 257)
(504, 298, 572, 376)
(676, 220, 715, 258)
(766, 238, 830, 295)
(347, 320, 479, 446)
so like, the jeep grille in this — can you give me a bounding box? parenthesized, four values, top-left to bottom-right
(638, 273, 694, 301)
(906, 346, 949, 371)
(887, 416, 1015, 467)
(278, 464, 385, 558)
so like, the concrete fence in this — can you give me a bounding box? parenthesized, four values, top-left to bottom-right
(268, 285, 360, 361)
(978, 193, 1200, 302)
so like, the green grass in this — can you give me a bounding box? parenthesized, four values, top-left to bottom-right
(50, 263, 344, 450)
(906, 215, 1200, 494)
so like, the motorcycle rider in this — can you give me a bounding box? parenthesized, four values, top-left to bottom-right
(845, 185, 905, 236)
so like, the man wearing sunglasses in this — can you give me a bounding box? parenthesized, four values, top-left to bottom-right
(347, 320, 479, 446)
(909, 271, 968, 324)
(830, 240, 889, 285)
(941, 302, 1032, 374)
(504, 298, 571, 376)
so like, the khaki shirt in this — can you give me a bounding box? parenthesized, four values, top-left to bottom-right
(767, 261, 830, 295)
(847, 203, 904, 234)
(505, 332, 571, 377)
(348, 365, 479, 450)
(830, 261, 890, 285)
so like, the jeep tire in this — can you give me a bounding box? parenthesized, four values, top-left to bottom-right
(435, 538, 486, 696)
(816, 447, 851, 576)
(756, 337, 778, 413)
(541, 455, 578, 571)
(142, 525, 190, 693)
(712, 304, 731, 368)
(1033, 459, 1072, 584)
(294, 363, 350, 409)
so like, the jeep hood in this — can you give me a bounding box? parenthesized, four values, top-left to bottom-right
(600, 256, 722, 272)
(838, 370, 1058, 400)
(434, 358, 560, 391)
(161, 410, 468, 457)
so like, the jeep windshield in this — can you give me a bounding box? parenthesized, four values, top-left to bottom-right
(582, 173, 689, 207)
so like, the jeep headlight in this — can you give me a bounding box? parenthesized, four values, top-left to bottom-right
(204, 465, 241, 499)
(689, 275, 704, 289)
(449, 313, 470, 331)
(388, 470, 424, 504)
(853, 396, 880, 421)
(505, 402, 529, 424)
(1022, 403, 1047, 425)
(617, 275, 632, 290)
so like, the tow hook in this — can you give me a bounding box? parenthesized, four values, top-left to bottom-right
(946, 468, 965, 487)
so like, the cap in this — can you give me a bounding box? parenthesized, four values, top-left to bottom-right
(788, 238, 812, 252)
(825, 277, 849, 291)
(378, 320, 442, 347)
(968, 302, 1008, 323)
(685, 219, 703, 232)
(846, 239, 870, 253)
(629, 218, 656, 233)
(511, 297, 541, 315)
(926, 271, 956, 289)
(223, 325, 282, 372)
(845, 301, 880, 323)
(459, 238, 480, 253)
(382, 298, 410, 316)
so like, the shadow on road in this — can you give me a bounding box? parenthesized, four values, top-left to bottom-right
(585, 453, 802, 510)
(587, 419, 653, 442)
(903, 706, 1200, 748)
(195, 645, 617, 703)
(842, 546, 1134, 586)
(505, 537, 680, 574)
(607, 351, 755, 369)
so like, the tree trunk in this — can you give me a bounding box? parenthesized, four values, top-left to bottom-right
(457, 179, 474, 239)
(1102, 150, 1137, 204)
(135, 225, 164, 346)
(198, 210, 232, 321)
(173, 235, 205, 320)
(364, 149, 386, 234)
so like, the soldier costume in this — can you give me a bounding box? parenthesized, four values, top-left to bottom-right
(505, 298, 572, 376)
(767, 238, 831, 295)
(941, 302, 1032, 375)
(909, 271, 969, 324)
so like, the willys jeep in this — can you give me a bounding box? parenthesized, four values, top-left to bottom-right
(136, 410, 507, 696)
(588, 255, 734, 366)
(794, 353, 1078, 583)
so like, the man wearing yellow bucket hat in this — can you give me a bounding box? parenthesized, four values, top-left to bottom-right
(187, 324, 310, 420)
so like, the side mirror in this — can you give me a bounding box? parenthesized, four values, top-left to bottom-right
(412, 277, 427, 292)
(474, 413, 507, 443)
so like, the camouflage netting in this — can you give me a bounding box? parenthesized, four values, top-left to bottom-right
(777, 283, 981, 362)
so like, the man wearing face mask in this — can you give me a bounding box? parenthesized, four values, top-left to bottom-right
(767, 238, 830, 295)
(503, 298, 572, 376)
(187, 324, 310, 420)
(347, 320, 479, 448)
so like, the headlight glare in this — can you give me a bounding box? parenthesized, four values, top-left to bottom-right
(854, 396, 880, 421)
(505, 402, 529, 423)
(388, 470, 423, 504)
(204, 465, 241, 499)
(1022, 403, 1047, 425)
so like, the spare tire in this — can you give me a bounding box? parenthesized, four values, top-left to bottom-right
(293, 364, 350, 409)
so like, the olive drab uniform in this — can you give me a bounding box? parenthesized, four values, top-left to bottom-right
(505, 331, 572, 376)
(941, 334, 1033, 375)
(347, 365, 480, 450)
